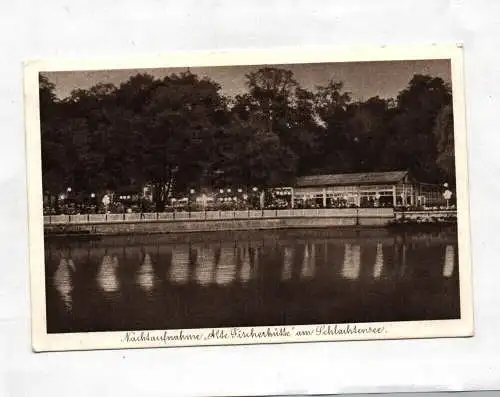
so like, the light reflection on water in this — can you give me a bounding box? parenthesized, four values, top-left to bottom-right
(194, 246, 216, 286)
(216, 244, 237, 286)
(45, 228, 460, 332)
(443, 244, 455, 278)
(373, 243, 384, 279)
(170, 245, 190, 284)
(53, 258, 74, 311)
(301, 243, 316, 279)
(137, 253, 155, 292)
(282, 246, 294, 281)
(97, 255, 119, 293)
(239, 245, 252, 283)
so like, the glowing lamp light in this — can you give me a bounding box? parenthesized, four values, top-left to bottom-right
(227, 188, 232, 193)
(243, 194, 248, 200)
(189, 189, 195, 194)
(66, 187, 72, 193)
(90, 193, 96, 198)
(219, 189, 224, 194)
(252, 187, 258, 192)
(237, 188, 243, 193)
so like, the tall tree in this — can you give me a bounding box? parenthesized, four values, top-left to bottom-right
(342, 96, 394, 172)
(312, 80, 352, 173)
(244, 67, 298, 135)
(433, 104, 455, 184)
(135, 71, 229, 209)
(385, 74, 452, 182)
(39, 74, 65, 196)
(238, 67, 318, 178)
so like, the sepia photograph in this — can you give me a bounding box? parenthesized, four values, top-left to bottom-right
(24, 45, 473, 351)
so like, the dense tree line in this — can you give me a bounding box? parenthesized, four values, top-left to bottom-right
(39, 67, 455, 210)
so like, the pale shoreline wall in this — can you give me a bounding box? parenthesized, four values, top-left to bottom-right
(43, 208, 457, 236)
(44, 214, 393, 235)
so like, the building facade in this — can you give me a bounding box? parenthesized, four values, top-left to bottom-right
(277, 170, 445, 208)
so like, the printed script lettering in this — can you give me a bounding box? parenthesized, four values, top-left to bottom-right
(121, 324, 387, 345)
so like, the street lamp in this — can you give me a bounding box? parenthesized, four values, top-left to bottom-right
(227, 188, 232, 193)
(443, 189, 453, 209)
(201, 194, 207, 210)
(90, 193, 96, 198)
(67, 187, 72, 193)
(188, 189, 195, 215)
(252, 187, 258, 192)
(237, 188, 243, 193)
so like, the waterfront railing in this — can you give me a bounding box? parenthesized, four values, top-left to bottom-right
(43, 207, 396, 225)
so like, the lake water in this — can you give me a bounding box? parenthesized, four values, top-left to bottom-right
(45, 227, 460, 333)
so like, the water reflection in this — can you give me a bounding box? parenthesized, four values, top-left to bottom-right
(46, 228, 460, 332)
(53, 258, 74, 311)
(137, 253, 155, 292)
(282, 246, 294, 281)
(239, 245, 252, 283)
(443, 244, 455, 278)
(253, 247, 260, 277)
(170, 245, 190, 284)
(342, 244, 361, 280)
(97, 255, 120, 293)
(194, 246, 216, 286)
(301, 243, 316, 279)
(373, 243, 384, 279)
(216, 244, 237, 285)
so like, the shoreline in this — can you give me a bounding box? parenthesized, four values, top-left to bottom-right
(43, 211, 457, 239)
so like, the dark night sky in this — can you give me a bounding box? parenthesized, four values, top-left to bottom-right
(44, 59, 451, 101)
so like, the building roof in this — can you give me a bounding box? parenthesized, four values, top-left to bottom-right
(295, 170, 409, 187)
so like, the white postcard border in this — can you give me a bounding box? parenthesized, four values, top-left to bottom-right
(24, 43, 474, 352)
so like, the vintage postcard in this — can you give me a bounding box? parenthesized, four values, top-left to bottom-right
(24, 44, 473, 352)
